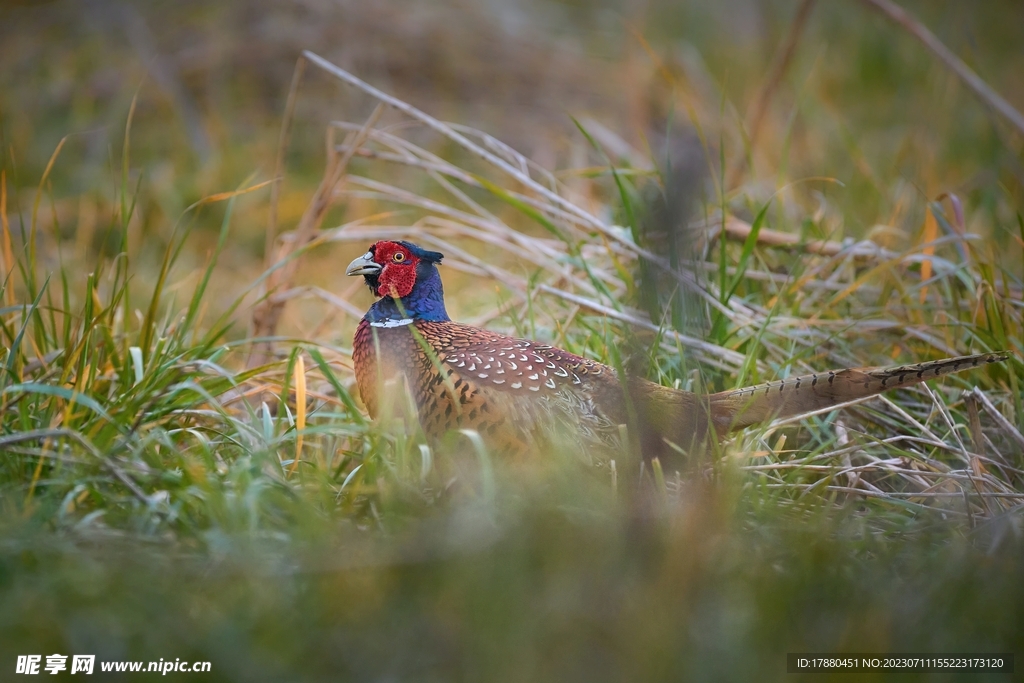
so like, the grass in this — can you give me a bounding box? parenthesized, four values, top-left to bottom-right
(1, 2, 1024, 680)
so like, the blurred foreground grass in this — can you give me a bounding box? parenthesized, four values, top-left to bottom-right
(2, 486, 1022, 681)
(1, 0, 1023, 680)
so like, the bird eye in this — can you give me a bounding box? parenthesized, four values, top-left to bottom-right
(393, 252, 405, 262)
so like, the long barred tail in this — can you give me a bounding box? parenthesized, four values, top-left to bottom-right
(708, 352, 1010, 433)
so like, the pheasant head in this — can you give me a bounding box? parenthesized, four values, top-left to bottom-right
(346, 240, 450, 323)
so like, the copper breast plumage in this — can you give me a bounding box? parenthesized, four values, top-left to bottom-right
(353, 319, 627, 455)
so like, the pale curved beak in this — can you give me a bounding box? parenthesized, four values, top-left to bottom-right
(346, 253, 381, 276)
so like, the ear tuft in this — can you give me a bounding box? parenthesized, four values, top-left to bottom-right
(399, 241, 444, 264)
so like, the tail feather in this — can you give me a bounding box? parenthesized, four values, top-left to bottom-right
(708, 352, 1010, 433)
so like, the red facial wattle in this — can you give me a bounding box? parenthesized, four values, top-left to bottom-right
(372, 241, 420, 298)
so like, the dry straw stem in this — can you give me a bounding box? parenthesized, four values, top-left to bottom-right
(969, 386, 1024, 453)
(301, 51, 718, 286)
(247, 103, 384, 369)
(857, 0, 1024, 138)
(266, 56, 308, 260)
(730, 0, 1024, 188)
(301, 51, 605, 234)
(121, 4, 211, 163)
(0, 171, 14, 307)
(727, 0, 817, 188)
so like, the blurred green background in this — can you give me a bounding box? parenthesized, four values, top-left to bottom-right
(1, 0, 1022, 680)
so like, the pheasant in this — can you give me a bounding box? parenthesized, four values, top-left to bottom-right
(347, 240, 1008, 460)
